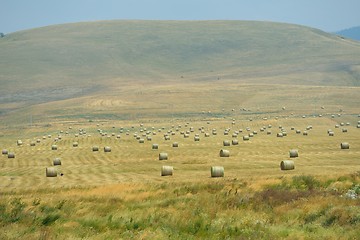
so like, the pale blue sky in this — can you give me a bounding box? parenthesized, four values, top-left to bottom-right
(1, 0, 359, 34)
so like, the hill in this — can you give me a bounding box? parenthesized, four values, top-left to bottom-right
(336, 26, 360, 41)
(0, 20, 360, 125)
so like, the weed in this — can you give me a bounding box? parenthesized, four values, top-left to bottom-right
(41, 213, 61, 226)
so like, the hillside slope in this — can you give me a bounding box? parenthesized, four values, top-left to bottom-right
(0, 20, 360, 124)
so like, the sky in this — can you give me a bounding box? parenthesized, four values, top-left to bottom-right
(1, 0, 359, 34)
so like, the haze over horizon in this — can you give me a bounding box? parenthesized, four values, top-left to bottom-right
(1, 0, 359, 34)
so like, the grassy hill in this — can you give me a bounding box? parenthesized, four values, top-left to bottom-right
(0, 20, 360, 125)
(0, 20, 360, 239)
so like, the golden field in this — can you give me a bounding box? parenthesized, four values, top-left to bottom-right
(0, 20, 360, 239)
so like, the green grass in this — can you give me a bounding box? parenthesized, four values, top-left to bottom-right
(0, 173, 359, 239)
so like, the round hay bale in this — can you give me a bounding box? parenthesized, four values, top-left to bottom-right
(30, 141, 36, 146)
(164, 135, 170, 141)
(340, 142, 349, 149)
(159, 152, 168, 160)
(146, 136, 152, 141)
(223, 140, 230, 146)
(205, 133, 210, 137)
(194, 136, 200, 141)
(92, 146, 99, 151)
(73, 142, 78, 147)
(280, 160, 295, 170)
(342, 128, 348, 133)
(220, 149, 230, 157)
(36, 139, 41, 143)
(249, 133, 254, 137)
(46, 167, 57, 177)
(296, 130, 301, 134)
(357, 124, 360, 128)
(277, 133, 283, 137)
(335, 124, 340, 128)
(172, 142, 179, 148)
(303, 131, 308, 136)
(224, 131, 229, 135)
(267, 131, 272, 135)
(53, 158, 61, 166)
(232, 133, 238, 138)
(104, 146, 111, 152)
(2, 149, 8, 155)
(139, 139, 145, 143)
(17, 140, 23, 146)
(328, 132, 334, 136)
(289, 149, 298, 158)
(232, 139, 239, 145)
(51, 145, 58, 150)
(243, 136, 250, 141)
(161, 166, 173, 176)
(152, 144, 159, 150)
(211, 166, 224, 177)
(7, 152, 15, 158)
(282, 132, 287, 136)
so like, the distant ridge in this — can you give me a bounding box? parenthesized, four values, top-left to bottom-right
(0, 20, 360, 112)
(336, 26, 360, 41)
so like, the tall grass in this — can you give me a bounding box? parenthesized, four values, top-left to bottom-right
(0, 173, 359, 239)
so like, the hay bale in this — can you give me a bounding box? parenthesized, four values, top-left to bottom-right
(205, 133, 210, 137)
(92, 146, 99, 151)
(296, 130, 301, 134)
(146, 136, 152, 141)
(159, 152, 168, 160)
(161, 166, 173, 176)
(280, 160, 295, 170)
(303, 131, 308, 136)
(73, 142, 78, 147)
(7, 152, 15, 158)
(17, 140, 23, 146)
(267, 131, 272, 135)
(36, 139, 41, 143)
(51, 145, 58, 150)
(104, 146, 111, 152)
(277, 133, 283, 137)
(211, 166, 224, 177)
(342, 128, 348, 133)
(194, 136, 200, 141)
(46, 167, 57, 177)
(289, 149, 298, 158)
(328, 131, 334, 136)
(340, 142, 350, 149)
(243, 136, 250, 141)
(232, 139, 239, 145)
(152, 144, 159, 150)
(172, 142, 179, 147)
(53, 158, 61, 166)
(220, 149, 230, 157)
(30, 141, 36, 146)
(223, 140, 230, 146)
(2, 149, 8, 155)
(164, 135, 170, 140)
